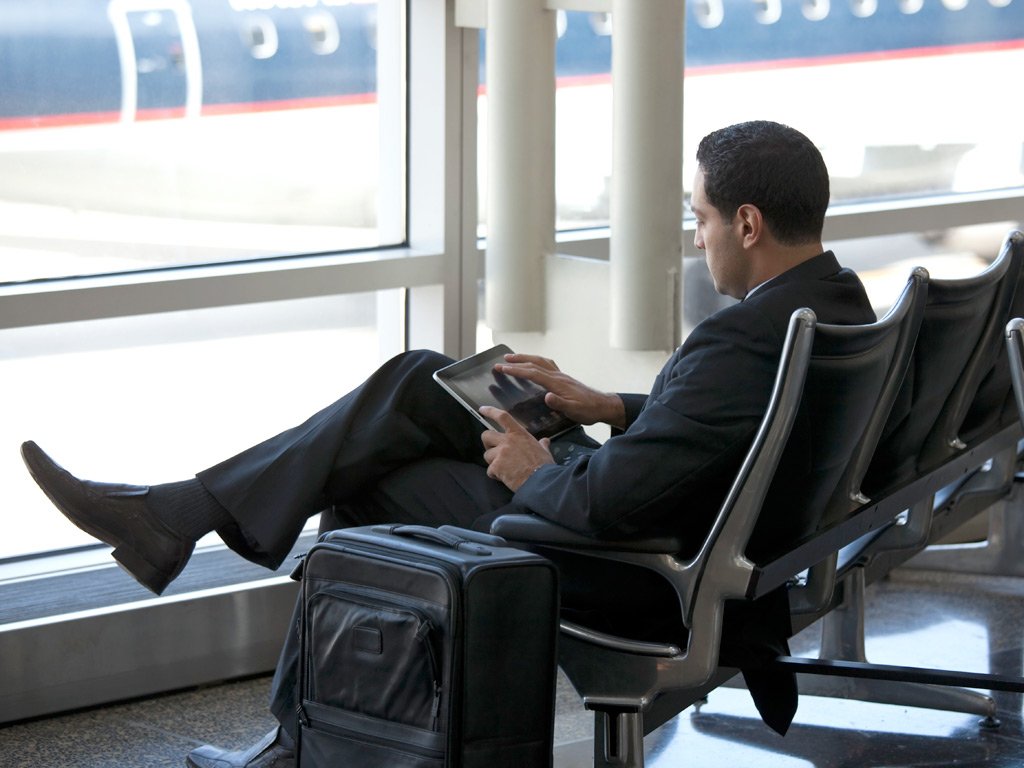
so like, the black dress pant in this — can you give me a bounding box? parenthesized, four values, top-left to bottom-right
(186, 350, 533, 741)
(196, 350, 516, 570)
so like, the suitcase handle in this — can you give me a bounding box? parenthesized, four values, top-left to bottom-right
(373, 524, 496, 556)
(438, 525, 508, 548)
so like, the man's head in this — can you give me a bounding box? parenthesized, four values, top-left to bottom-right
(692, 120, 829, 299)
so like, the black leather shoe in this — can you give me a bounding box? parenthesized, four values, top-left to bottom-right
(21, 440, 194, 595)
(186, 728, 295, 768)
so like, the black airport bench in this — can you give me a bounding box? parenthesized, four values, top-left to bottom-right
(493, 230, 1024, 768)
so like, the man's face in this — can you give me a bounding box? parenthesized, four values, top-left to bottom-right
(692, 168, 748, 300)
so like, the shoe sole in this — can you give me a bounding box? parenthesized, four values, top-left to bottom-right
(112, 543, 187, 595)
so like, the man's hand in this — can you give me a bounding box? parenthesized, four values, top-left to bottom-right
(494, 354, 627, 429)
(480, 407, 556, 492)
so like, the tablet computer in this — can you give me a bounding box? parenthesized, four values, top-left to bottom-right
(433, 344, 578, 439)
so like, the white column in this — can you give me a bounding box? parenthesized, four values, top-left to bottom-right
(484, 0, 556, 332)
(408, 0, 479, 358)
(609, 0, 684, 350)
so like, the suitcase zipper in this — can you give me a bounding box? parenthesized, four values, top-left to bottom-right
(306, 584, 444, 732)
(303, 703, 446, 761)
(416, 621, 443, 730)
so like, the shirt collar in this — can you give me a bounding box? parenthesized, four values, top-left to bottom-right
(741, 251, 838, 301)
(743, 278, 772, 300)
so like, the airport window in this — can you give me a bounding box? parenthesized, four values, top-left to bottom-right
(0, 0, 405, 284)
(0, 0, 411, 565)
(1, 290, 403, 561)
(480, 4, 1024, 236)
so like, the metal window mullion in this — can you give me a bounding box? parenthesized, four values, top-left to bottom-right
(407, 0, 480, 358)
(0, 250, 445, 330)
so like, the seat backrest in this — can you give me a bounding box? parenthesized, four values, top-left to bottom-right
(687, 294, 925, 641)
(864, 233, 1023, 496)
(745, 271, 928, 562)
(682, 308, 816, 628)
(820, 268, 928, 519)
(956, 230, 1024, 444)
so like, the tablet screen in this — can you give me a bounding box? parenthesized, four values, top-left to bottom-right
(433, 344, 577, 439)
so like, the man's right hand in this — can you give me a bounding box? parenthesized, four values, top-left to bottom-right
(494, 354, 627, 429)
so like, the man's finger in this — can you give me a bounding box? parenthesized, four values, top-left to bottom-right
(479, 405, 521, 433)
(544, 391, 567, 411)
(495, 362, 553, 389)
(504, 353, 558, 371)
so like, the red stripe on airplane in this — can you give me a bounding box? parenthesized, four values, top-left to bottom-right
(0, 92, 378, 131)
(686, 36, 1024, 76)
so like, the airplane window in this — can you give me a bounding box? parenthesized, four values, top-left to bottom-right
(694, 0, 725, 29)
(941, 0, 969, 9)
(803, 0, 830, 21)
(988, 0, 1011, 7)
(556, 10, 568, 38)
(304, 11, 340, 55)
(849, 0, 877, 16)
(899, 0, 924, 12)
(363, 6, 378, 50)
(243, 15, 278, 60)
(588, 12, 612, 36)
(753, 0, 782, 24)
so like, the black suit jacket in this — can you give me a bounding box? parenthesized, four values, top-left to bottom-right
(512, 251, 876, 733)
(514, 251, 874, 547)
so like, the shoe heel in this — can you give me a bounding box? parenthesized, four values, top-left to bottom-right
(113, 546, 175, 595)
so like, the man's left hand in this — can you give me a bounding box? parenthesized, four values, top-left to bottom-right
(480, 406, 555, 491)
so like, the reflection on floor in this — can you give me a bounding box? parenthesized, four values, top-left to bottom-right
(3, 566, 1024, 767)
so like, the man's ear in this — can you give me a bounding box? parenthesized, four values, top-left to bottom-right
(735, 204, 764, 248)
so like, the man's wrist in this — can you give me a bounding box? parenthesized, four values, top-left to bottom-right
(602, 393, 627, 429)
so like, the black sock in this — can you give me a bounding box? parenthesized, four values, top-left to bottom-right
(276, 727, 295, 750)
(148, 478, 232, 541)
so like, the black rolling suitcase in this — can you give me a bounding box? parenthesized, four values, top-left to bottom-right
(295, 524, 559, 768)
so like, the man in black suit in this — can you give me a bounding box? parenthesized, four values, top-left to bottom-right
(22, 120, 874, 767)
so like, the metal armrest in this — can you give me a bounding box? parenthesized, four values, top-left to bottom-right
(560, 619, 682, 657)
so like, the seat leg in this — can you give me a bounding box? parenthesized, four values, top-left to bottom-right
(796, 568, 997, 721)
(592, 705, 645, 768)
(904, 492, 1024, 576)
(903, 451, 1024, 577)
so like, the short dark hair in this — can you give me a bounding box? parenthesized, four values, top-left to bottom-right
(695, 120, 829, 246)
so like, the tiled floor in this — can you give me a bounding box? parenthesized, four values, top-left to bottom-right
(3, 566, 1024, 767)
